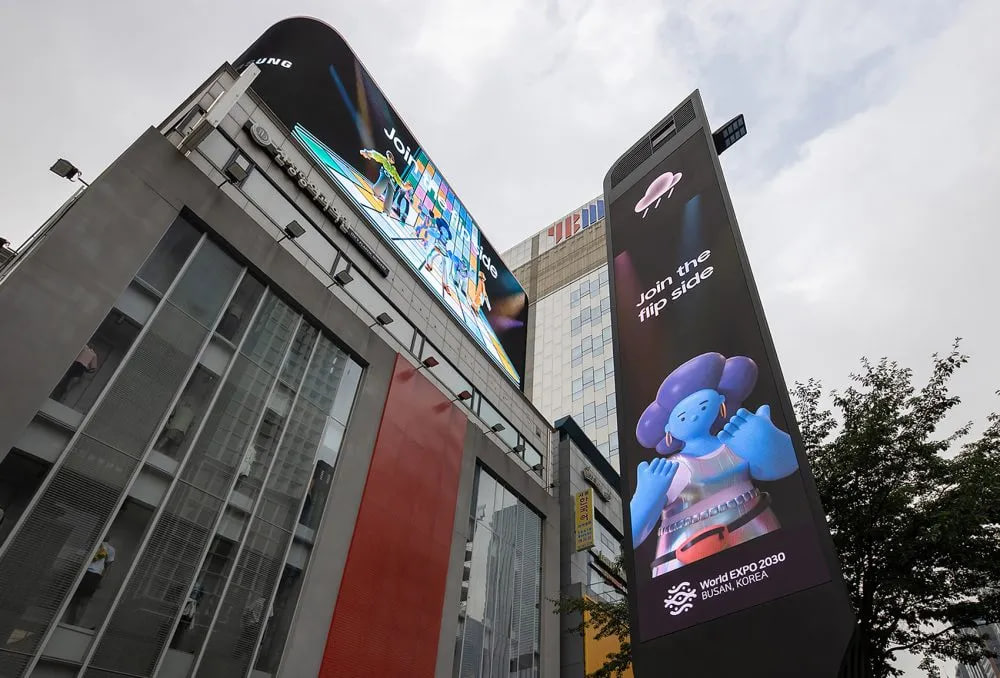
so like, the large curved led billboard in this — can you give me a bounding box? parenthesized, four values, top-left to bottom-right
(236, 18, 528, 387)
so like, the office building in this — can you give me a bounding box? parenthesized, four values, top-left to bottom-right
(551, 417, 630, 678)
(0, 18, 559, 678)
(504, 198, 620, 471)
(956, 622, 1000, 678)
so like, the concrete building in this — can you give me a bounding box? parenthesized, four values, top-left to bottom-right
(552, 417, 630, 678)
(504, 198, 619, 471)
(0, 19, 559, 678)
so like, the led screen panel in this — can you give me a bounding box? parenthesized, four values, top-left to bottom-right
(236, 18, 528, 387)
(606, 124, 831, 642)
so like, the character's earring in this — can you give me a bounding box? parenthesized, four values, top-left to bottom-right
(720, 402, 727, 420)
(665, 432, 673, 446)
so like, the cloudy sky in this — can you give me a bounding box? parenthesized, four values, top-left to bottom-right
(2, 2, 997, 672)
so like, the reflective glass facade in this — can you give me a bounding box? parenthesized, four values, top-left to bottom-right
(454, 466, 542, 678)
(0, 217, 362, 678)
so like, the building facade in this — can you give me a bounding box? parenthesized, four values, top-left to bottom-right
(956, 623, 1000, 678)
(551, 417, 630, 678)
(504, 199, 620, 471)
(0, 40, 559, 678)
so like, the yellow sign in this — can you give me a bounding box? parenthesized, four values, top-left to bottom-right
(575, 488, 595, 551)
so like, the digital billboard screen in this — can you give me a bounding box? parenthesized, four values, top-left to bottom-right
(605, 125, 831, 642)
(236, 18, 528, 387)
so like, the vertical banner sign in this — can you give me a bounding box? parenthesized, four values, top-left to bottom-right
(604, 95, 839, 648)
(575, 488, 595, 551)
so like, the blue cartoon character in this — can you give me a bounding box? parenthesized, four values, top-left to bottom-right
(630, 352, 798, 575)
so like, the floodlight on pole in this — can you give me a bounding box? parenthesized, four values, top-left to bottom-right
(50, 159, 89, 187)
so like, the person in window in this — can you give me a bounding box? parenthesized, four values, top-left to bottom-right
(155, 400, 195, 457)
(66, 535, 116, 626)
(170, 582, 203, 650)
(52, 344, 99, 402)
(235, 596, 272, 658)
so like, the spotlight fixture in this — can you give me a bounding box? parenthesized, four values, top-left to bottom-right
(713, 114, 747, 156)
(513, 444, 525, 455)
(490, 423, 506, 433)
(283, 220, 305, 239)
(420, 356, 439, 369)
(332, 270, 354, 286)
(50, 158, 89, 187)
(371, 312, 393, 328)
(455, 390, 473, 402)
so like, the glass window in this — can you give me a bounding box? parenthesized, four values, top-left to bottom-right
(596, 403, 608, 421)
(601, 296, 611, 314)
(170, 240, 243, 328)
(136, 218, 201, 295)
(253, 563, 303, 673)
(479, 398, 518, 451)
(607, 392, 617, 412)
(152, 366, 220, 460)
(581, 307, 591, 323)
(584, 403, 595, 423)
(50, 309, 142, 415)
(571, 346, 582, 362)
(583, 368, 593, 386)
(0, 450, 51, 547)
(582, 336, 591, 354)
(570, 289, 580, 307)
(198, 130, 237, 170)
(62, 499, 155, 630)
(606, 358, 615, 376)
(216, 275, 266, 345)
(603, 326, 613, 344)
(453, 466, 541, 678)
(580, 280, 590, 297)
(572, 378, 583, 395)
(570, 317, 580, 333)
(610, 431, 619, 452)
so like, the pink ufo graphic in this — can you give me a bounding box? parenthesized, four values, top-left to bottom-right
(635, 171, 683, 218)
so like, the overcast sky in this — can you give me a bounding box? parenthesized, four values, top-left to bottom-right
(2, 2, 998, 673)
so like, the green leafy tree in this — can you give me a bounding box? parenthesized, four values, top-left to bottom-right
(556, 342, 1000, 678)
(554, 555, 633, 678)
(794, 341, 1000, 677)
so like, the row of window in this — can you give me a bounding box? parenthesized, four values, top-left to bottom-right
(194, 130, 546, 482)
(0, 219, 362, 677)
(569, 269, 609, 307)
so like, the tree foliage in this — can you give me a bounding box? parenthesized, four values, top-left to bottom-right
(794, 340, 1000, 677)
(553, 555, 633, 678)
(556, 342, 1000, 678)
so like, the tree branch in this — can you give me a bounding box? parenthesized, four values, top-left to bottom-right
(887, 624, 963, 654)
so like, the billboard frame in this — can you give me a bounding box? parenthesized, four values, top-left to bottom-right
(602, 90, 857, 676)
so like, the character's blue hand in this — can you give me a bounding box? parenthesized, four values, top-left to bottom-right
(718, 404, 798, 480)
(630, 458, 678, 548)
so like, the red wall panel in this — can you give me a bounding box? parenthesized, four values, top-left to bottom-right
(320, 355, 467, 677)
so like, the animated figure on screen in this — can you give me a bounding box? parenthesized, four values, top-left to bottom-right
(422, 217, 454, 280)
(631, 352, 798, 576)
(359, 148, 404, 216)
(469, 270, 489, 314)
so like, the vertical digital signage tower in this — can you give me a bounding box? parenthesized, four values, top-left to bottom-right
(604, 91, 857, 676)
